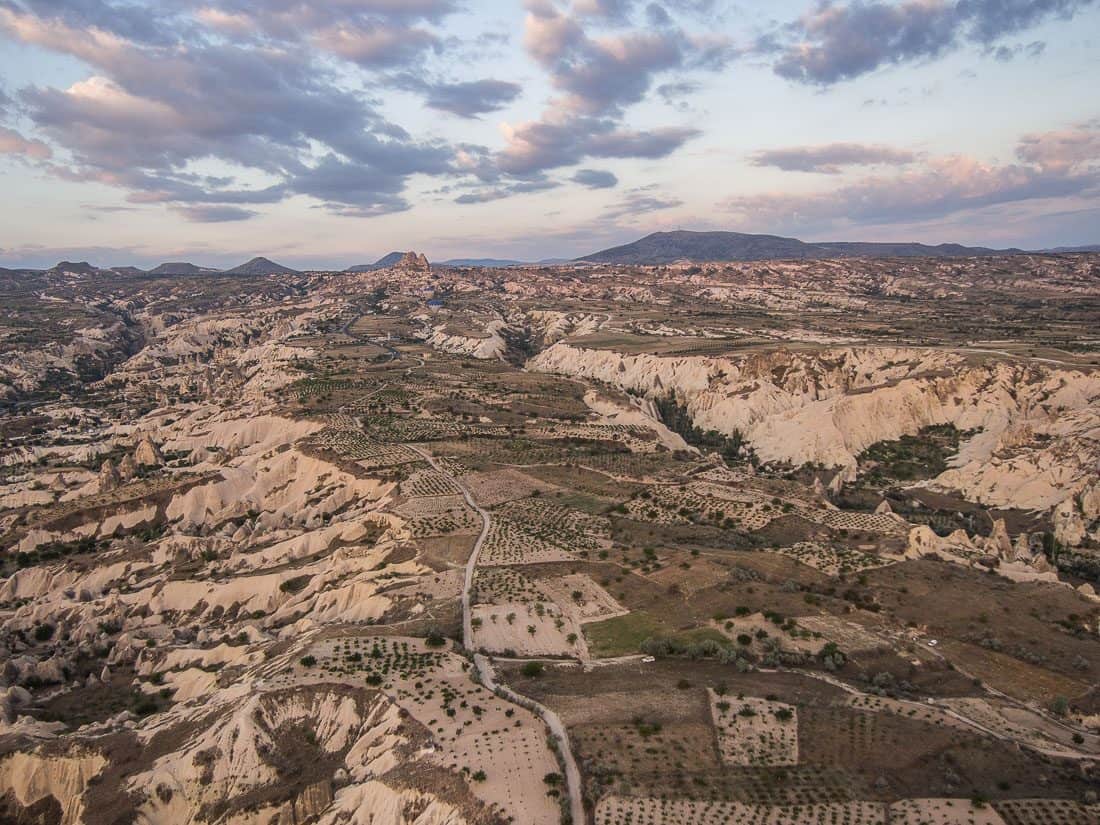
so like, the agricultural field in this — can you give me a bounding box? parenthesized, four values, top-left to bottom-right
(708, 691, 800, 766)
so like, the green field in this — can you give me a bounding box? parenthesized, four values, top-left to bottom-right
(584, 611, 667, 657)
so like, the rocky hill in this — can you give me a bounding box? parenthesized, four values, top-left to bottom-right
(48, 260, 107, 277)
(579, 230, 1018, 264)
(220, 256, 301, 276)
(147, 262, 219, 276)
(347, 251, 430, 272)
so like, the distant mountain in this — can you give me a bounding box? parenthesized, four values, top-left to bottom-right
(110, 266, 146, 277)
(346, 252, 405, 272)
(50, 260, 104, 276)
(578, 231, 1020, 264)
(221, 256, 300, 276)
(147, 261, 218, 276)
(1042, 244, 1100, 253)
(439, 258, 525, 268)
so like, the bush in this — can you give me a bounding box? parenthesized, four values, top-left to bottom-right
(425, 630, 446, 648)
(522, 661, 544, 678)
(300, 655, 317, 667)
(33, 624, 54, 642)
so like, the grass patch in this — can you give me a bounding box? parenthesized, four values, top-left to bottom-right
(545, 490, 616, 515)
(673, 627, 730, 647)
(584, 611, 667, 657)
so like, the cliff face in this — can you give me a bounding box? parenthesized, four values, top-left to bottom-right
(397, 252, 430, 271)
(528, 343, 1100, 537)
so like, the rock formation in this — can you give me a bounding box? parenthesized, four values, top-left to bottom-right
(118, 453, 137, 482)
(528, 343, 1100, 528)
(98, 458, 121, 492)
(397, 251, 430, 271)
(134, 433, 164, 467)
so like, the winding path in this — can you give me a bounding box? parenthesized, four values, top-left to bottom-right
(409, 444, 587, 825)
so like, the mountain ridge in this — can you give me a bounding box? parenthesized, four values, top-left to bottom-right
(578, 230, 1025, 264)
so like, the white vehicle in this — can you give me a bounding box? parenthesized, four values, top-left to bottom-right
(927, 639, 938, 647)
(641, 656, 656, 664)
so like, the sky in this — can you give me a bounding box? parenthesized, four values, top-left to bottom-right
(0, 0, 1098, 269)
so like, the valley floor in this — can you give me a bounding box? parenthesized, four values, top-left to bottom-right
(1, 257, 1099, 824)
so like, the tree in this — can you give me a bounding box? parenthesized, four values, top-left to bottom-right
(33, 624, 55, 642)
(522, 661, 544, 678)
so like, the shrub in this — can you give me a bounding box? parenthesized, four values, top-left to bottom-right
(300, 655, 317, 667)
(522, 661, 544, 678)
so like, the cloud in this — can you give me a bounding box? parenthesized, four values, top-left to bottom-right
(454, 178, 560, 204)
(1016, 121, 1100, 171)
(987, 38, 1046, 60)
(0, 125, 51, 159)
(769, 0, 1094, 85)
(497, 117, 700, 175)
(191, 0, 457, 39)
(0, 1, 467, 219)
(0, 0, 728, 212)
(588, 126, 701, 158)
(958, 0, 1090, 44)
(656, 79, 701, 104)
(575, 0, 637, 20)
(288, 153, 449, 216)
(751, 142, 917, 173)
(393, 76, 522, 117)
(490, 0, 724, 178)
(311, 23, 439, 68)
(602, 188, 683, 220)
(723, 124, 1100, 233)
(173, 205, 258, 222)
(572, 168, 619, 188)
(524, 0, 725, 117)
